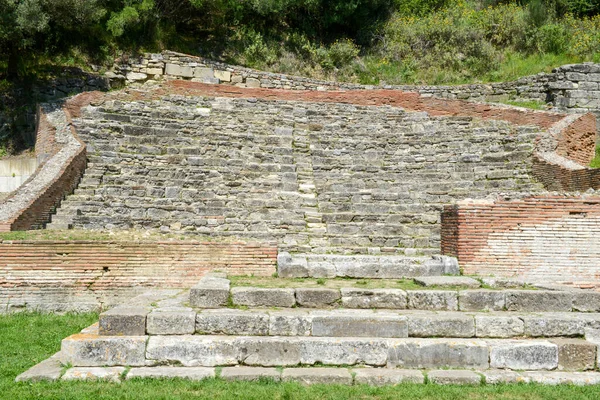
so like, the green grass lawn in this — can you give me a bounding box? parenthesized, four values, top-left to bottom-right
(3, 312, 600, 399)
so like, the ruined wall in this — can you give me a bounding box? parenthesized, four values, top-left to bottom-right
(0, 240, 276, 313)
(441, 195, 600, 283)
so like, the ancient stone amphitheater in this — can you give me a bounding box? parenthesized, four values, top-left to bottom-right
(6, 51, 600, 385)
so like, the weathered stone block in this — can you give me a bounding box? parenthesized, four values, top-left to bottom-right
(194, 67, 214, 79)
(237, 337, 301, 366)
(61, 334, 147, 367)
(300, 337, 389, 366)
(459, 290, 505, 311)
(505, 291, 573, 312)
(146, 336, 239, 367)
(551, 339, 597, 371)
(15, 353, 63, 382)
(164, 64, 182, 76)
(214, 70, 232, 82)
(221, 367, 281, 381)
(489, 340, 558, 370)
(99, 306, 148, 336)
(428, 370, 481, 385)
(340, 288, 407, 309)
(312, 312, 408, 338)
(189, 277, 230, 308)
(523, 315, 586, 337)
(572, 291, 600, 312)
(353, 369, 424, 385)
(269, 311, 312, 336)
(62, 367, 125, 382)
(522, 371, 600, 385)
(147, 310, 196, 335)
(414, 276, 480, 288)
(407, 291, 458, 311)
(481, 369, 527, 384)
(282, 368, 353, 385)
(295, 288, 340, 307)
(277, 253, 310, 278)
(127, 366, 215, 380)
(408, 313, 475, 338)
(196, 310, 269, 335)
(475, 316, 524, 338)
(231, 287, 296, 307)
(387, 339, 489, 369)
(246, 77, 261, 88)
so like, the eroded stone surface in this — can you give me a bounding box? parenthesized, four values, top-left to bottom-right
(312, 312, 408, 338)
(295, 288, 340, 308)
(489, 340, 558, 370)
(551, 339, 597, 370)
(505, 291, 573, 312)
(62, 367, 125, 382)
(341, 288, 407, 309)
(231, 287, 296, 308)
(407, 291, 458, 311)
(459, 290, 505, 311)
(387, 339, 488, 369)
(414, 276, 480, 288)
(282, 368, 353, 385)
(147, 310, 196, 335)
(126, 366, 215, 380)
(99, 306, 148, 336)
(408, 313, 475, 338)
(221, 367, 281, 381)
(146, 336, 239, 367)
(15, 353, 64, 382)
(353, 369, 424, 385)
(475, 316, 524, 338)
(61, 334, 146, 367)
(196, 310, 269, 335)
(428, 370, 481, 385)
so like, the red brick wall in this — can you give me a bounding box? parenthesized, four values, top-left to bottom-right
(555, 113, 597, 166)
(0, 240, 277, 311)
(532, 155, 600, 191)
(441, 196, 600, 282)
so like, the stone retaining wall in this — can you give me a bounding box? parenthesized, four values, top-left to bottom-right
(441, 195, 600, 282)
(0, 240, 276, 313)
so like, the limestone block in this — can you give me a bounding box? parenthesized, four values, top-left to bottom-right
(312, 312, 408, 338)
(196, 310, 269, 335)
(231, 287, 296, 308)
(459, 290, 505, 311)
(522, 315, 586, 337)
(147, 309, 196, 335)
(221, 367, 281, 381)
(214, 70, 232, 82)
(341, 288, 407, 309)
(15, 353, 63, 382)
(231, 75, 243, 84)
(300, 337, 389, 366)
(189, 277, 230, 308)
(146, 336, 239, 367)
(61, 334, 147, 367)
(194, 67, 214, 79)
(572, 291, 600, 312)
(387, 339, 489, 369)
(62, 367, 125, 382)
(295, 288, 340, 307)
(269, 311, 312, 336)
(407, 290, 458, 311)
(145, 68, 163, 76)
(246, 77, 261, 88)
(414, 276, 480, 288)
(353, 368, 424, 385)
(428, 370, 481, 385)
(522, 371, 600, 385)
(99, 306, 148, 336)
(481, 369, 528, 384)
(282, 368, 353, 385)
(408, 313, 475, 338)
(126, 366, 215, 380)
(551, 339, 597, 371)
(489, 340, 558, 370)
(475, 315, 524, 338)
(236, 337, 301, 366)
(277, 252, 310, 278)
(164, 63, 183, 76)
(505, 291, 573, 312)
(126, 72, 147, 81)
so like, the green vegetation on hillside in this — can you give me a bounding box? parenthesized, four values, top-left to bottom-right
(4, 312, 600, 399)
(1, 0, 600, 153)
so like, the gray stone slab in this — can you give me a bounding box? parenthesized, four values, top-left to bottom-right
(99, 306, 148, 336)
(146, 335, 239, 367)
(408, 313, 475, 338)
(189, 277, 230, 308)
(407, 290, 458, 311)
(481, 278, 528, 289)
(312, 313, 408, 338)
(414, 276, 480, 288)
(480, 369, 528, 384)
(572, 291, 600, 312)
(522, 371, 600, 385)
(387, 339, 489, 369)
(353, 368, 424, 385)
(246, 77, 261, 88)
(459, 290, 505, 311)
(277, 253, 310, 278)
(231, 287, 296, 307)
(194, 67, 214, 79)
(489, 340, 558, 370)
(505, 291, 573, 312)
(523, 315, 586, 337)
(475, 315, 524, 338)
(61, 334, 147, 367)
(147, 310, 196, 335)
(237, 337, 302, 366)
(126, 366, 215, 380)
(340, 288, 407, 309)
(295, 288, 340, 308)
(221, 367, 281, 381)
(428, 370, 482, 385)
(269, 310, 312, 336)
(300, 337, 389, 366)
(15, 353, 63, 382)
(62, 367, 125, 382)
(196, 310, 269, 335)
(551, 339, 597, 371)
(282, 368, 353, 385)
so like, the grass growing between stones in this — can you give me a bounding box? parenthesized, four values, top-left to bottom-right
(5, 312, 600, 399)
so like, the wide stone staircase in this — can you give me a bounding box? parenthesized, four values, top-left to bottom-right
(17, 257, 600, 385)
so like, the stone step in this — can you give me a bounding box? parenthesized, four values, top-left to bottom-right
(60, 331, 597, 371)
(277, 252, 459, 279)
